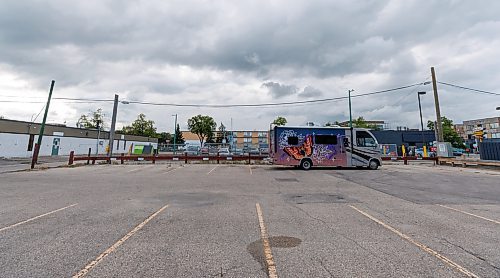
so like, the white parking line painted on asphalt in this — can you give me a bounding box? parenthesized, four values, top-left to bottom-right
(126, 167, 143, 173)
(161, 166, 182, 174)
(73, 204, 169, 278)
(249, 165, 253, 175)
(349, 205, 479, 278)
(438, 204, 500, 225)
(255, 203, 278, 278)
(0, 203, 78, 233)
(207, 166, 218, 175)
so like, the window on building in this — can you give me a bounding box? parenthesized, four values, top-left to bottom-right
(243, 137, 252, 143)
(244, 132, 252, 137)
(287, 136, 299, 145)
(356, 131, 377, 147)
(258, 132, 267, 137)
(315, 135, 337, 145)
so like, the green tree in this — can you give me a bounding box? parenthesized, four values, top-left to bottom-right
(352, 117, 381, 130)
(174, 124, 185, 144)
(0, 115, 4, 119)
(427, 116, 465, 148)
(77, 108, 105, 129)
(272, 116, 287, 126)
(120, 113, 157, 137)
(157, 132, 172, 144)
(187, 114, 217, 146)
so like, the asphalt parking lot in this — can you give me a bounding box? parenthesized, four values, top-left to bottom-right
(1, 163, 499, 277)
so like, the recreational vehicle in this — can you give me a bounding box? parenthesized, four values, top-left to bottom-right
(269, 125, 381, 170)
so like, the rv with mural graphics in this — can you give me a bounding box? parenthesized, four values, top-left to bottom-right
(269, 125, 381, 170)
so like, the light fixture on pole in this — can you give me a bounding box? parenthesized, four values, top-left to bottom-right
(418, 91, 427, 148)
(172, 114, 178, 154)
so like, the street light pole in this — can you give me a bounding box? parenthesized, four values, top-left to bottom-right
(172, 114, 178, 154)
(418, 92, 426, 148)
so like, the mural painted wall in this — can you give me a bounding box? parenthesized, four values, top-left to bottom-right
(272, 127, 348, 167)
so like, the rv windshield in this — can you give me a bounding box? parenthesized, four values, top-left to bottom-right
(356, 131, 377, 147)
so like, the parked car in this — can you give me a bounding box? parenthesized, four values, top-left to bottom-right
(452, 148, 465, 156)
(259, 147, 269, 155)
(184, 145, 199, 155)
(232, 148, 244, 156)
(200, 147, 209, 155)
(248, 148, 260, 155)
(218, 148, 231, 156)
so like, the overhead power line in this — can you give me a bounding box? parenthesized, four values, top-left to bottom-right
(0, 82, 425, 107)
(437, 81, 500, 96)
(127, 83, 424, 108)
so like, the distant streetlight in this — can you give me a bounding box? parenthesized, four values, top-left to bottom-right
(418, 92, 427, 148)
(172, 114, 178, 154)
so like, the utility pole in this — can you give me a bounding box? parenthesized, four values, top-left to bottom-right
(431, 67, 444, 142)
(108, 94, 119, 160)
(95, 120, 101, 155)
(31, 80, 55, 169)
(348, 89, 354, 165)
(417, 92, 426, 147)
(172, 114, 178, 154)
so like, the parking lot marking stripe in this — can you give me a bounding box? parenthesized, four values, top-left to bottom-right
(0, 203, 78, 233)
(249, 165, 253, 175)
(207, 166, 218, 175)
(255, 203, 278, 278)
(127, 167, 142, 173)
(438, 204, 500, 225)
(73, 204, 169, 278)
(349, 205, 479, 278)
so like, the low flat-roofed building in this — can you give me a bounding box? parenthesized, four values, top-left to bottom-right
(0, 118, 157, 158)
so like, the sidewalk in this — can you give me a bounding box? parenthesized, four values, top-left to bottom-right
(0, 156, 69, 174)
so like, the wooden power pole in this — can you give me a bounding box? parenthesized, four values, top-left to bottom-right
(431, 67, 444, 142)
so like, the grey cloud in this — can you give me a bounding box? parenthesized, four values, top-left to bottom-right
(1, 0, 500, 131)
(298, 86, 323, 98)
(262, 81, 298, 98)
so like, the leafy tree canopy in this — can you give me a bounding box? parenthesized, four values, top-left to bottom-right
(272, 116, 287, 126)
(427, 116, 465, 148)
(187, 115, 216, 146)
(120, 113, 157, 137)
(77, 108, 105, 129)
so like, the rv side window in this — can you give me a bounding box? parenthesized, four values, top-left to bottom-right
(287, 136, 299, 145)
(356, 131, 377, 147)
(315, 135, 337, 145)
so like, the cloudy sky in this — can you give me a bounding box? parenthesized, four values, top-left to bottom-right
(1, 0, 499, 132)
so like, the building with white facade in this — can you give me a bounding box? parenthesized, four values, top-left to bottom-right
(0, 119, 157, 158)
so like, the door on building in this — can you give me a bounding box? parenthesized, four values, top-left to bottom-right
(51, 138, 60, 156)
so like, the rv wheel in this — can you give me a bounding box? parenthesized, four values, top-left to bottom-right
(368, 160, 379, 170)
(300, 159, 312, 170)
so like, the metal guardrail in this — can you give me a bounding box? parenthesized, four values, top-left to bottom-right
(68, 151, 268, 165)
(381, 156, 437, 165)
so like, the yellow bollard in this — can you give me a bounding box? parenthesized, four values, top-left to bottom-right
(423, 146, 428, 158)
(402, 145, 406, 157)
